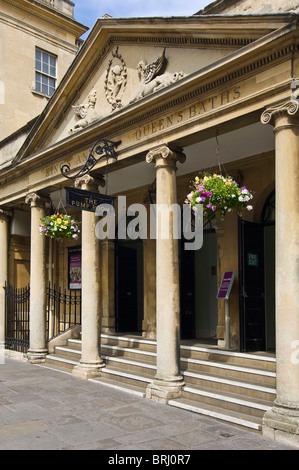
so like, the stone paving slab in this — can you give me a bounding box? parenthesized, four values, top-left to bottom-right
(0, 357, 297, 452)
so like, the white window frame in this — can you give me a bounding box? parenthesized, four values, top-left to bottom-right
(35, 48, 57, 97)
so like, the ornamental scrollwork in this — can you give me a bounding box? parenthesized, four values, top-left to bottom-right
(261, 80, 299, 124)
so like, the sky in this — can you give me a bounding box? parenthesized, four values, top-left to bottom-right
(73, 1, 212, 36)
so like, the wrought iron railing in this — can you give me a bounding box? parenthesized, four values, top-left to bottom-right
(47, 283, 81, 339)
(4, 282, 82, 353)
(4, 283, 30, 353)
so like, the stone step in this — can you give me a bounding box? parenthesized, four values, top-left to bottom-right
(181, 383, 272, 418)
(47, 336, 276, 399)
(168, 397, 263, 432)
(101, 354, 156, 378)
(180, 343, 276, 372)
(89, 376, 146, 397)
(51, 341, 275, 389)
(98, 366, 152, 391)
(181, 355, 276, 386)
(183, 368, 276, 402)
(44, 333, 277, 432)
(45, 353, 79, 370)
(101, 334, 156, 352)
(100, 334, 276, 372)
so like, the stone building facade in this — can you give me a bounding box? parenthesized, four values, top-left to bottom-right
(0, 0, 298, 447)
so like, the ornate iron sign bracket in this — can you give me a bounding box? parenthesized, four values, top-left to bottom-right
(61, 139, 121, 183)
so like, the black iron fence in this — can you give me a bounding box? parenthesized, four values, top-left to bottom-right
(4, 283, 30, 353)
(4, 282, 81, 353)
(47, 283, 81, 339)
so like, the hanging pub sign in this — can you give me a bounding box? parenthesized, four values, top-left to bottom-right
(65, 186, 115, 213)
(217, 271, 236, 300)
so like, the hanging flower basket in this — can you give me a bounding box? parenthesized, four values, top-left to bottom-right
(185, 173, 254, 219)
(39, 213, 80, 240)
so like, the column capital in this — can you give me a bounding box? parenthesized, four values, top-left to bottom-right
(146, 145, 186, 167)
(261, 100, 299, 126)
(0, 208, 12, 221)
(74, 174, 105, 192)
(25, 192, 49, 208)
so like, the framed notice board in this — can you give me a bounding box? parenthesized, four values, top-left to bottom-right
(68, 246, 82, 289)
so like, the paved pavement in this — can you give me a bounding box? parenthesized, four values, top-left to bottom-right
(0, 356, 297, 453)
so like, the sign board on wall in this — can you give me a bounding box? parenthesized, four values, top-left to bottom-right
(217, 271, 236, 300)
(68, 247, 82, 290)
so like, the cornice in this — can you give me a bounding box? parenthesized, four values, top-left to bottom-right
(2, 0, 87, 37)
(0, 12, 79, 54)
(3, 14, 299, 174)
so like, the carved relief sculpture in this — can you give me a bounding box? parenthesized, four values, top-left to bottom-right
(69, 89, 98, 134)
(105, 47, 127, 111)
(130, 48, 186, 103)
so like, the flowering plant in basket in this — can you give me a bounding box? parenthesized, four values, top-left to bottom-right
(185, 174, 254, 219)
(39, 213, 80, 240)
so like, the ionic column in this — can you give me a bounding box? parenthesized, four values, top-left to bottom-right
(25, 193, 48, 363)
(72, 175, 105, 378)
(0, 209, 11, 355)
(146, 145, 186, 402)
(261, 99, 299, 446)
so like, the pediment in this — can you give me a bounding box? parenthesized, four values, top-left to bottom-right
(49, 42, 241, 144)
(16, 14, 294, 161)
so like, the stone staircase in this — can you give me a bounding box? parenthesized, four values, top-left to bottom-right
(45, 333, 276, 432)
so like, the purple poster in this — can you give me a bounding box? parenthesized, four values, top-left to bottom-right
(68, 247, 82, 289)
(217, 271, 235, 300)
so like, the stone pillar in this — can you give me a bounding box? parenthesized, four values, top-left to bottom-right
(0, 209, 11, 355)
(261, 99, 299, 447)
(72, 175, 105, 378)
(25, 193, 48, 363)
(145, 145, 186, 402)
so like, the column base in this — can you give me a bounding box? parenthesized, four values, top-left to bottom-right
(27, 349, 48, 364)
(72, 360, 105, 379)
(146, 377, 185, 404)
(262, 401, 299, 448)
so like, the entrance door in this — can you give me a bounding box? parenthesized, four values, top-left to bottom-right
(180, 247, 195, 339)
(115, 245, 138, 332)
(239, 220, 265, 352)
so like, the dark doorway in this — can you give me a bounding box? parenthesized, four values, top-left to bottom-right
(115, 243, 143, 333)
(180, 246, 195, 339)
(239, 220, 266, 352)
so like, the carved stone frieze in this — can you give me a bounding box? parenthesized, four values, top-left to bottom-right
(130, 48, 186, 103)
(105, 47, 127, 111)
(69, 89, 98, 134)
